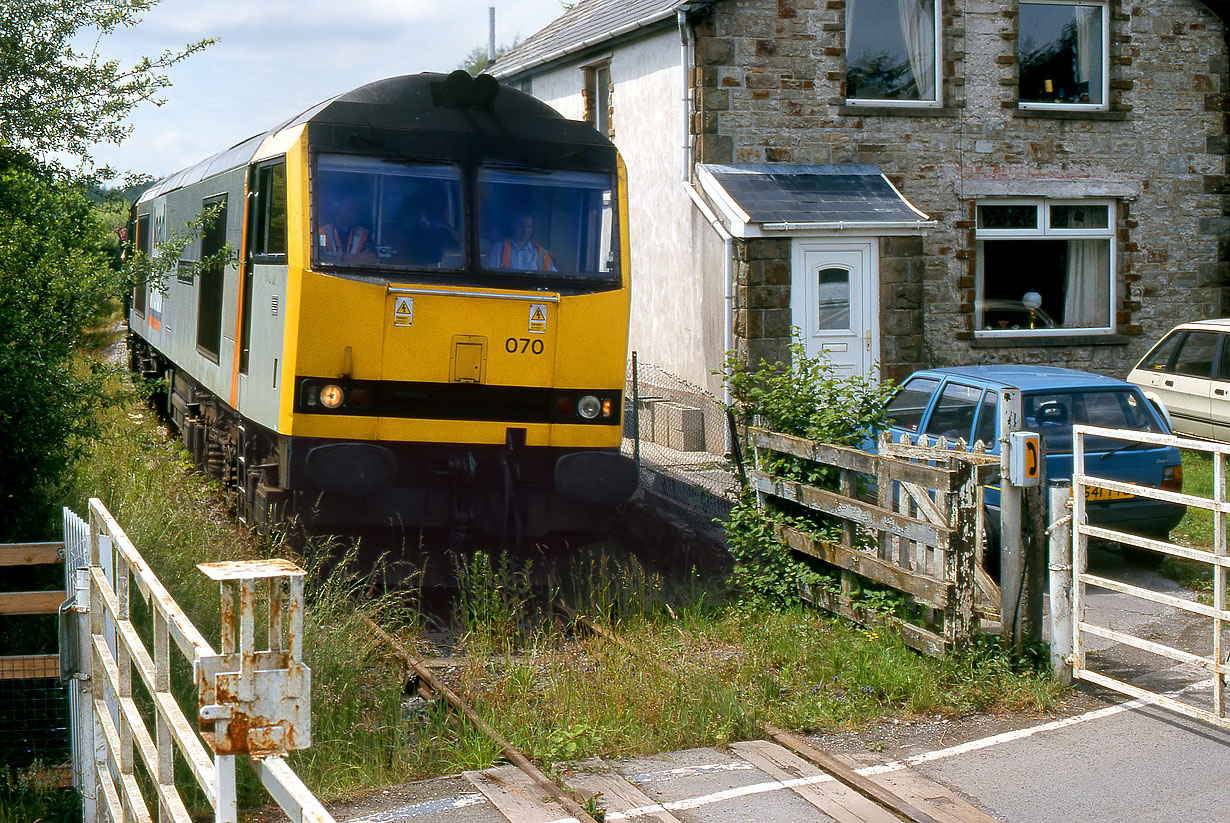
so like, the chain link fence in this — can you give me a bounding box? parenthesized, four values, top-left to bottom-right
(623, 354, 741, 530)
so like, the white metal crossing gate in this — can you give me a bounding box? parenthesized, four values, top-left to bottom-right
(1070, 424, 1229, 729)
(62, 499, 335, 823)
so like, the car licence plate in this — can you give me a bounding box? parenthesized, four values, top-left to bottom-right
(1084, 486, 1134, 502)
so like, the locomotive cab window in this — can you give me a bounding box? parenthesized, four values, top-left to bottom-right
(313, 153, 462, 272)
(250, 159, 287, 260)
(479, 167, 616, 283)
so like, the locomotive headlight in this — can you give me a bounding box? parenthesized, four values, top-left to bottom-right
(577, 395, 602, 419)
(319, 384, 345, 409)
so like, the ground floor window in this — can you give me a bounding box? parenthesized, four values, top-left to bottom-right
(975, 198, 1114, 336)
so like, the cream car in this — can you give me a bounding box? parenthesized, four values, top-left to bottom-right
(1127, 318, 1230, 440)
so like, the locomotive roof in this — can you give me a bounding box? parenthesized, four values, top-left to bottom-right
(137, 72, 602, 205)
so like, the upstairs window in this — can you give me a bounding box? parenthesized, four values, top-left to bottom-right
(584, 62, 612, 138)
(846, 0, 940, 106)
(975, 198, 1115, 337)
(1019, 2, 1108, 109)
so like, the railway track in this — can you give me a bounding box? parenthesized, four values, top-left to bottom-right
(355, 608, 1002, 823)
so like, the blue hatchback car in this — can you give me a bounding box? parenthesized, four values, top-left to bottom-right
(881, 365, 1185, 543)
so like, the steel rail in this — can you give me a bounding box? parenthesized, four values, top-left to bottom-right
(362, 616, 602, 823)
(556, 602, 949, 823)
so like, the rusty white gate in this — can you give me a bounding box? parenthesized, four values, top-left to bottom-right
(1070, 424, 1229, 729)
(63, 498, 335, 823)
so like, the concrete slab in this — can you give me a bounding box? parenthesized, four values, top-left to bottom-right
(606, 746, 854, 822)
(325, 775, 502, 823)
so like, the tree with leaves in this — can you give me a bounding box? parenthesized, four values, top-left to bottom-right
(0, 0, 211, 168)
(0, 1, 210, 539)
(459, 37, 522, 76)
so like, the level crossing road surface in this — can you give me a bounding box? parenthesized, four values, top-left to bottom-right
(322, 739, 997, 823)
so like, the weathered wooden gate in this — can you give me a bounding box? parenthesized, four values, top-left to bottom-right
(749, 428, 1000, 655)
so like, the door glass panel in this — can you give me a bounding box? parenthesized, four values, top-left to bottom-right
(1173, 331, 1219, 378)
(973, 392, 998, 447)
(197, 195, 227, 361)
(924, 383, 982, 441)
(1217, 335, 1230, 381)
(885, 377, 940, 433)
(1137, 331, 1185, 373)
(817, 268, 850, 331)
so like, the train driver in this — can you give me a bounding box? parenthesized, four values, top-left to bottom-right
(486, 213, 556, 271)
(318, 188, 374, 261)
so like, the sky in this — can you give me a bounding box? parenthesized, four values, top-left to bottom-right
(87, 0, 569, 180)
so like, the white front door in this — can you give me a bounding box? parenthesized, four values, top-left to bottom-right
(791, 240, 877, 379)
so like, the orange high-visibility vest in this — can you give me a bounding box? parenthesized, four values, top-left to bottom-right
(319, 223, 369, 255)
(498, 239, 552, 270)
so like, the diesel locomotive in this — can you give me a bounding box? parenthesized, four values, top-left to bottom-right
(126, 71, 636, 541)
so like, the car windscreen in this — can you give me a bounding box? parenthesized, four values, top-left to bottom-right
(1023, 389, 1164, 453)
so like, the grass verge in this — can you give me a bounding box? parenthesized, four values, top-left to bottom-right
(1165, 448, 1216, 595)
(416, 562, 1063, 776)
(43, 384, 1062, 814)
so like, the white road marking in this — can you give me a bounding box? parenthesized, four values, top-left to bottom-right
(597, 682, 1212, 821)
(343, 792, 488, 822)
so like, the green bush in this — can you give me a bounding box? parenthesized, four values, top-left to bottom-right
(720, 333, 896, 604)
(0, 150, 127, 540)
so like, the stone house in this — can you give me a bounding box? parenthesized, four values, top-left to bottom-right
(491, 0, 1230, 397)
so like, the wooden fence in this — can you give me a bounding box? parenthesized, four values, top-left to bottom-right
(0, 539, 72, 784)
(0, 541, 64, 679)
(748, 428, 1001, 656)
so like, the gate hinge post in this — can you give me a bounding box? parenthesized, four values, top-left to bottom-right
(195, 559, 312, 757)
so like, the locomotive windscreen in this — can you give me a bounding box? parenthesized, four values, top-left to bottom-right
(477, 167, 615, 280)
(312, 153, 618, 287)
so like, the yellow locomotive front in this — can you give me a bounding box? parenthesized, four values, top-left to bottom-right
(274, 73, 634, 539)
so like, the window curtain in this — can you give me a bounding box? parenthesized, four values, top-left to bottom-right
(1063, 240, 1109, 327)
(897, 0, 936, 100)
(1074, 5, 1102, 102)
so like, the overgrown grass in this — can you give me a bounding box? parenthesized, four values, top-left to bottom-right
(417, 556, 1062, 775)
(0, 763, 79, 823)
(1165, 448, 1217, 594)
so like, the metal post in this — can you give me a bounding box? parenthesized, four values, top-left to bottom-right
(1047, 482, 1073, 685)
(999, 388, 1024, 650)
(1071, 428, 1088, 676)
(631, 351, 640, 471)
(1214, 451, 1226, 717)
(1022, 449, 1047, 645)
(74, 567, 97, 823)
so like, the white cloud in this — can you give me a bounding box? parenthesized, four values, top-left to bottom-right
(89, 0, 568, 177)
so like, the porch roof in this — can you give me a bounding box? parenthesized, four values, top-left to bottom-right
(696, 163, 934, 238)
